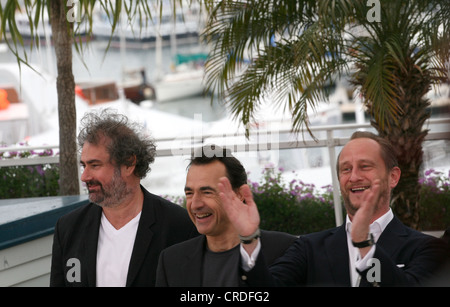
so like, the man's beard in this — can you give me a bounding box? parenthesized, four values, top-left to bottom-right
(342, 179, 390, 217)
(86, 168, 131, 208)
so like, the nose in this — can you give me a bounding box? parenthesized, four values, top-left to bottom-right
(349, 167, 362, 182)
(80, 166, 90, 182)
(189, 192, 204, 210)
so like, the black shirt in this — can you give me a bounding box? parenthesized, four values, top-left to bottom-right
(202, 244, 240, 286)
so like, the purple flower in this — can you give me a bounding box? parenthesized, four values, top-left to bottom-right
(425, 169, 435, 177)
(35, 165, 45, 176)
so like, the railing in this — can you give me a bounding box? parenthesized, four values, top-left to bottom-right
(1, 118, 449, 226)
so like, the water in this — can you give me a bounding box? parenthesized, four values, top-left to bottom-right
(1, 39, 449, 198)
(0, 39, 225, 120)
(0, 39, 235, 197)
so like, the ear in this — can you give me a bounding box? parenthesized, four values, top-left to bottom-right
(236, 184, 247, 203)
(122, 155, 137, 177)
(389, 166, 401, 188)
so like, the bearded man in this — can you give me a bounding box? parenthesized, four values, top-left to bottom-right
(50, 109, 198, 287)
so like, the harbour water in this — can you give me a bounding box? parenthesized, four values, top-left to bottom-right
(0, 11, 448, 289)
(0, 38, 225, 120)
(0, 38, 449, 198)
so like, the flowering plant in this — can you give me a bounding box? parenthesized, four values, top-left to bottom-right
(418, 169, 450, 230)
(163, 194, 187, 207)
(248, 166, 337, 235)
(0, 143, 60, 199)
(2, 142, 448, 232)
(419, 169, 450, 193)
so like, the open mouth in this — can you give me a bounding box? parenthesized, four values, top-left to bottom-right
(350, 186, 370, 193)
(195, 212, 212, 219)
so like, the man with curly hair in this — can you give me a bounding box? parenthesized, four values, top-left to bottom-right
(50, 109, 198, 287)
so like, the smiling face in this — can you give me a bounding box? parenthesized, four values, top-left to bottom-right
(184, 161, 238, 238)
(338, 137, 400, 219)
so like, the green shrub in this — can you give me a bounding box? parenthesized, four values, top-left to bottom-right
(2, 143, 448, 233)
(163, 166, 450, 234)
(0, 145, 60, 199)
(249, 167, 336, 235)
(418, 169, 450, 230)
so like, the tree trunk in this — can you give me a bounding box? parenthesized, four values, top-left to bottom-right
(374, 119, 428, 230)
(49, 0, 79, 195)
(371, 56, 431, 229)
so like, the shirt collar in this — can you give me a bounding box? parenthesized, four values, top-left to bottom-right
(346, 208, 394, 240)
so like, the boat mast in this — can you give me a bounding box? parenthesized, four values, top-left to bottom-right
(154, 2, 163, 82)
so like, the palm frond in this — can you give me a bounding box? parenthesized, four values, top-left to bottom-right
(203, 0, 353, 138)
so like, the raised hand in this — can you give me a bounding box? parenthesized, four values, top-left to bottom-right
(351, 179, 381, 257)
(217, 177, 260, 237)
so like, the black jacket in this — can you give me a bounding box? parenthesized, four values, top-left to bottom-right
(50, 186, 198, 287)
(246, 217, 448, 287)
(156, 230, 297, 286)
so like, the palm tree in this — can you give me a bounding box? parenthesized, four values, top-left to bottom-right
(0, 0, 164, 196)
(202, 0, 449, 229)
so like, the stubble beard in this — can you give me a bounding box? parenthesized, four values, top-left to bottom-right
(343, 180, 391, 217)
(88, 168, 132, 208)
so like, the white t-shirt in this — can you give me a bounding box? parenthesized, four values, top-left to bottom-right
(96, 211, 141, 287)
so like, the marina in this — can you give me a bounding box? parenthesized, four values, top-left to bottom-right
(0, 4, 449, 287)
(1, 37, 449, 196)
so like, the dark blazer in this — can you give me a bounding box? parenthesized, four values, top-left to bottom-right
(246, 216, 448, 287)
(156, 230, 297, 287)
(50, 186, 198, 287)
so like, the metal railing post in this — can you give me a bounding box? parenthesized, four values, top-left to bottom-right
(327, 129, 344, 227)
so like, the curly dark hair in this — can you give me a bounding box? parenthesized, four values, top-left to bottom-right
(77, 109, 156, 179)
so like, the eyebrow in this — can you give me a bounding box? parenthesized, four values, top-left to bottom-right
(80, 159, 103, 166)
(339, 159, 375, 167)
(357, 159, 376, 165)
(184, 186, 217, 192)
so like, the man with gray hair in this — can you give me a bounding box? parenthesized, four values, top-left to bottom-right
(50, 109, 198, 287)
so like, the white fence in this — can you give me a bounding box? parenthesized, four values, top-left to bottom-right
(1, 118, 450, 226)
